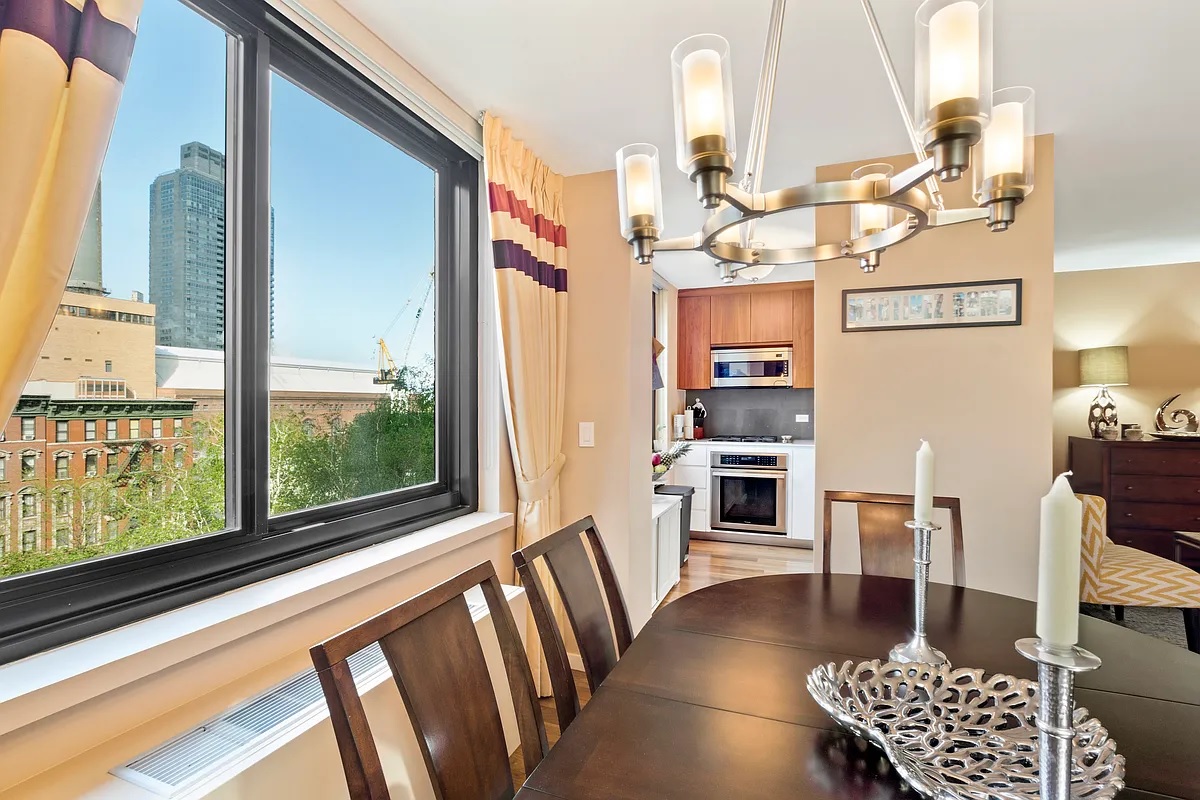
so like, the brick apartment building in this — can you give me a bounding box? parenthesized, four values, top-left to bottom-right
(0, 395, 195, 556)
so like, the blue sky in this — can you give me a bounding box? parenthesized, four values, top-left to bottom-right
(100, 0, 436, 367)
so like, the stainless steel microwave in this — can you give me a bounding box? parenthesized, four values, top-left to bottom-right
(711, 347, 793, 388)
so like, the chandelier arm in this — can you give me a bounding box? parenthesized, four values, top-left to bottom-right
(858, 0, 945, 212)
(722, 185, 760, 214)
(886, 158, 937, 198)
(929, 207, 989, 227)
(652, 234, 704, 252)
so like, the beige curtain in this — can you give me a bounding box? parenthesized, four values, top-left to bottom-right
(0, 0, 142, 424)
(484, 114, 569, 696)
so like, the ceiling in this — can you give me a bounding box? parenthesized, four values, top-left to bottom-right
(336, 0, 1200, 288)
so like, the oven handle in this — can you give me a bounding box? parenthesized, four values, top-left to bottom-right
(711, 469, 787, 480)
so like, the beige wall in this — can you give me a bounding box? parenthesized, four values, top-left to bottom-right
(814, 136, 1055, 599)
(1053, 261, 1200, 471)
(560, 169, 655, 631)
(0, 528, 514, 797)
(31, 291, 158, 399)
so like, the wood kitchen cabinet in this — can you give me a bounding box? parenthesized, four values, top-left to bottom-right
(677, 295, 711, 389)
(750, 290, 793, 344)
(710, 293, 751, 345)
(676, 281, 815, 390)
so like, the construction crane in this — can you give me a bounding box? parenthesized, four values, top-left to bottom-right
(374, 338, 400, 385)
(373, 272, 435, 386)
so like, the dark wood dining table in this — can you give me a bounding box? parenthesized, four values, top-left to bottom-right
(514, 573, 1200, 800)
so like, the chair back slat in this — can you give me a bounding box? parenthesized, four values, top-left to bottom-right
(310, 562, 547, 800)
(380, 596, 512, 800)
(512, 515, 632, 732)
(823, 491, 966, 587)
(856, 501, 917, 579)
(542, 533, 621, 687)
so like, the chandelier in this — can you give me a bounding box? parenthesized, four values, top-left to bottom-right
(615, 0, 1035, 281)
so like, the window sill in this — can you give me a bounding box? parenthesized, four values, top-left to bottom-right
(0, 511, 513, 738)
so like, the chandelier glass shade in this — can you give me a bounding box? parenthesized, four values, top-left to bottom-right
(615, 0, 1036, 277)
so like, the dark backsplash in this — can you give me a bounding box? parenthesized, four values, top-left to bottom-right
(686, 388, 815, 440)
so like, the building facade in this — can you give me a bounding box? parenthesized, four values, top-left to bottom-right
(29, 291, 158, 400)
(149, 142, 274, 350)
(0, 395, 195, 556)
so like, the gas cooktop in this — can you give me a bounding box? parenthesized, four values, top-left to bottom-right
(707, 435, 779, 443)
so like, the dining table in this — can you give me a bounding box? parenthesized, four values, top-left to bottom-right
(514, 573, 1200, 800)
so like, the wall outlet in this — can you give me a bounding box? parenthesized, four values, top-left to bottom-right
(578, 421, 595, 447)
(795, 414, 810, 423)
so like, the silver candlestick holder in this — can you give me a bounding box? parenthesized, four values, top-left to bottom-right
(888, 520, 949, 666)
(1016, 637, 1103, 800)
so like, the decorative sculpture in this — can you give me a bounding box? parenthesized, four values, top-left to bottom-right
(1156, 394, 1198, 433)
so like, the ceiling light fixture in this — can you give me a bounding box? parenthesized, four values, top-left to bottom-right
(615, 0, 1036, 278)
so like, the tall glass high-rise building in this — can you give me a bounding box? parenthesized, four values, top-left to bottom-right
(149, 142, 273, 349)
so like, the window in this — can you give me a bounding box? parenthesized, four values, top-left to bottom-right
(20, 493, 35, 520)
(21, 528, 38, 554)
(0, 0, 476, 666)
(85, 452, 99, 478)
(55, 455, 70, 481)
(21, 418, 35, 441)
(85, 420, 97, 441)
(21, 454, 36, 481)
(56, 421, 69, 443)
(0, 456, 6, 483)
(107, 419, 118, 440)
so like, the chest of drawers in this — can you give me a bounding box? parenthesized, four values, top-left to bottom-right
(1068, 436, 1200, 564)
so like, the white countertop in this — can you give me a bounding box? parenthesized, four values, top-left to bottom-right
(672, 439, 815, 449)
(652, 494, 683, 520)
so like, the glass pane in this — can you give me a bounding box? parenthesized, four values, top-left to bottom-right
(717, 476, 779, 526)
(268, 72, 436, 516)
(0, 1, 228, 579)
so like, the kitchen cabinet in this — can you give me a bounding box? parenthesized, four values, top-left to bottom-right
(749, 290, 793, 344)
(651, 496, 682, 608)
(676, 282, 814, 389)
(710, 293, 751, 345)
(677, 295, 711, 389)
(792, 284, 814, 388)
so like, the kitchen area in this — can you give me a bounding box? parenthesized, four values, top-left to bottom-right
(653, 280, 815, 593)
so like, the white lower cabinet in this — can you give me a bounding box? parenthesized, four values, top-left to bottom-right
(651, 498, 682, 608)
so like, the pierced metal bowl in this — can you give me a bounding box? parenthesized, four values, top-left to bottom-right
(806, 660, 1125, 800)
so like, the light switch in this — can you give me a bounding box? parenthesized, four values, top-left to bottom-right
(578, 421, 595, 447)
(795, 414, 810, 423)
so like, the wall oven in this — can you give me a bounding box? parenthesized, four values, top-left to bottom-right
(711, 347, 792, 388)
(710, 451, 788, 535)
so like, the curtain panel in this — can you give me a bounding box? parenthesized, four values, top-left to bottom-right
(484, 114, 569, 695)
(0, 0, 141, 425)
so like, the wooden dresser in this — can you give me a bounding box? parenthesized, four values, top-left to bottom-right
(1068, 436, 1200, 563)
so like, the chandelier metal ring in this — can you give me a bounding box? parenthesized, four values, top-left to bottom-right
(693, 176, 935, 266)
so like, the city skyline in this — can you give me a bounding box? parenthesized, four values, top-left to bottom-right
(97, 0, 437, 368)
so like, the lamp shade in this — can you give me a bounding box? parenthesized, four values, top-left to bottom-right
(1079, 346, 1129, 387)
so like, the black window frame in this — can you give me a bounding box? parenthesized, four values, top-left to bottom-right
(0, 0, 479, 665)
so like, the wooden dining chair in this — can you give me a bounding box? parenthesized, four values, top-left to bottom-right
(309, 561, 548, 800)
(822, 491, 966, 587)
(512, 515, 633, 732)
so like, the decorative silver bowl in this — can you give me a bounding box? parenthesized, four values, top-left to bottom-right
(806, 660, 1125, 800)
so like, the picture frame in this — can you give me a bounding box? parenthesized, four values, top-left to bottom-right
(842, 278, 1022, 333)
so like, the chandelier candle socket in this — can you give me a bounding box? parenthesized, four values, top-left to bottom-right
(849, 164, 896, 271)
(1036, 473, 1084, 649)
(976, 87, 1036, 231)
(915, 0, 993, 180)
(672, 35, 736, 208)
(616, 144, 665, 264)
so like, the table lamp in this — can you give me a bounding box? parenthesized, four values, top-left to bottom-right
(1078, 346, 1128, 438)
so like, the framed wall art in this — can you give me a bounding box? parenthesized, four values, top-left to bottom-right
(842, 278, 1022, 333)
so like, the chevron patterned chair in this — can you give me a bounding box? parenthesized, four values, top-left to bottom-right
(1078, 494, 1200, 653)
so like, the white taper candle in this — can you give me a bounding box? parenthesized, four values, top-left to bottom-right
(1036, 472, 1084, 649)
(914, 440, 935, 523)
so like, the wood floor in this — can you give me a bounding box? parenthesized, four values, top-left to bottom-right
(510, 538, 814, 784)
